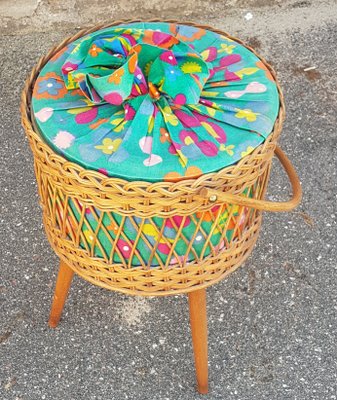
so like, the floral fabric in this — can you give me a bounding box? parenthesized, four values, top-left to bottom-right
(32, 22, 279, 182)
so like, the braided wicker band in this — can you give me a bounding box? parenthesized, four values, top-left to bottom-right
(21, 19, 301, 296)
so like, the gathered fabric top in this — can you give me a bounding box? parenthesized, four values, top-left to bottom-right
(32, 22, 279, 182)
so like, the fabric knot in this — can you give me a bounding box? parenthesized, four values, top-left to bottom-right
(61, 29, 210, 107)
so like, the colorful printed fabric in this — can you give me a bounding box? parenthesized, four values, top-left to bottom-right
(32, 22, 279, 182)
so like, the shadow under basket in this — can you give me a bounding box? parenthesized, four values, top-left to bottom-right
(21, 19, 302, 394)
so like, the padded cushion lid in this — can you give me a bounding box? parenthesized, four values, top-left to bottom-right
(32, 22, 279, 182)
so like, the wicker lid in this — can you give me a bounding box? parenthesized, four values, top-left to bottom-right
(32, 22, 279, 182)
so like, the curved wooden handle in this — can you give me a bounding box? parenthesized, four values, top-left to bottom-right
(200, 146, 302, 212)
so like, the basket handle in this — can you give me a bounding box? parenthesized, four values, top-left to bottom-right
(199, 146, 302, 212)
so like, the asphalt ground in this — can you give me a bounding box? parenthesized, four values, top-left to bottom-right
(0, 2, 336, 399)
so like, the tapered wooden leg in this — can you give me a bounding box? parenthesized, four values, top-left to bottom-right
(48, 259, 74, 328)
(188, 288, 209, 394)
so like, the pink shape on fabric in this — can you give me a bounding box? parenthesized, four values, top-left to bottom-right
(104, 92, 124, 105)
(152, 31, 174, 46)
(139, 136, 163, 166)
(158, 243, 171, 255)
(98, 168, 108, 176)
(220, 54, 242, 67)
(224, 81, 267, 99)
(120, 33, 137, 46)
(117, 238, 134, 259)
(203, 46, 217, 62)
(143, 154, 163, 166)
(173, 94, 187, 105)
(52, 130, 75, 149)
(139, 136, 153, 154)
(75, 107, 98, 124)
(35, 107, 54, 122)
(225, 70, 241, 81)
(173, 109, 201, 127)
(203, 121, 227, 143)
(160, 51, 178, 65)
(124, 104, 136, 121)
(179, 130, 219, 156)
(165, 216, 191, 229)
(199, 98, 214, 107)
(62, 62, 79, 74)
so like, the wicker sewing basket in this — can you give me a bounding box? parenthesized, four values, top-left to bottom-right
(21, 19, 302, 297)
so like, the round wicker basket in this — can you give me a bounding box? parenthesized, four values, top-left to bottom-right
(21, 19, 302, 296)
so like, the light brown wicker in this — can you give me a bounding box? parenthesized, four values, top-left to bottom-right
(21, 19, 301, 297)
(21, 19, 302, 394)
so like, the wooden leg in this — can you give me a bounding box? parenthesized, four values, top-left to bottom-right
(188, 288, 209, 394)
(48, 259, 74, 328)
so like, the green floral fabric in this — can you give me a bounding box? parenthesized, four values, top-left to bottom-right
(32, 22, 279, 182)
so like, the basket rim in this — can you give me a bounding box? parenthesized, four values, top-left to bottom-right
(21, 18, 285, 190)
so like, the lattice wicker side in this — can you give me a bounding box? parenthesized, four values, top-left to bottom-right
(21, 19, 285, 296)
(35, 145, 271, 295)
(46, 212, 262, 296)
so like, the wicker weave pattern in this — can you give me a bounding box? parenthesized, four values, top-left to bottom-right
(21, 19, 286, 296)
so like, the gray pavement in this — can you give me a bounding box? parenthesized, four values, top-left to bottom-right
(0, 1, 337, 399)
